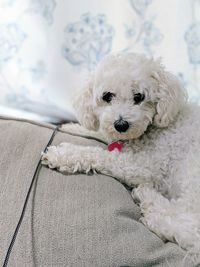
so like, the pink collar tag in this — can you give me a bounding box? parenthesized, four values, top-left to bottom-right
(107, 141, 124, 152)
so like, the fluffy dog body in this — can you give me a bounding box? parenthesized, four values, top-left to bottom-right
(42, 53, 200, 255)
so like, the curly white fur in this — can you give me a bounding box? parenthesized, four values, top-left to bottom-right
(42, 52, 200, 261)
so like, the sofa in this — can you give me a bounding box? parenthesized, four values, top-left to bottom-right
(0, 116, 195, 266)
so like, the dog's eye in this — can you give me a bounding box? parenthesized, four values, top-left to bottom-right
(133, 93, 145, 104)
(102, 92, 115, 103)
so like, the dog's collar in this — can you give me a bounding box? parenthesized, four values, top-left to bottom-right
(107, 140, 129, 152)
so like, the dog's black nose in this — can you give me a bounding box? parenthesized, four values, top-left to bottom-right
(114, 119, 129, 133)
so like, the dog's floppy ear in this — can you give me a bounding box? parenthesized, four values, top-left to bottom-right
(73, 76, 99, 131)
(151, 67, 187, 128)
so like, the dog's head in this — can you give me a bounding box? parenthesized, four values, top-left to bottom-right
(74, 53, 187, 141)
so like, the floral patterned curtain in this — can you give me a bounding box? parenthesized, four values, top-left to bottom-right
(0, 0, 199, 121)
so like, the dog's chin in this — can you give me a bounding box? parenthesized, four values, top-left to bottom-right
(114, 131, 143, 141)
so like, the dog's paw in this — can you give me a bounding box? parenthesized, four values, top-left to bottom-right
(41, 146, 60, 169)
(41, 143, 84, 174)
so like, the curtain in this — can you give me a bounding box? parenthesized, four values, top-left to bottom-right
(0, 0, 199, 121)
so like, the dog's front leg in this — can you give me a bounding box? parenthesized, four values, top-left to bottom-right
(42, 143, 153, 187)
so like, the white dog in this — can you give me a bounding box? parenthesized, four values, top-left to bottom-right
(42, 52, 200, 256)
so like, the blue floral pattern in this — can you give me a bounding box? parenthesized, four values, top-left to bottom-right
(125, 0, 163, 56)
(129, 0, 152, 16)
(30, 0, 56, 24)
(0, 23, 26, 66)
(62, 13, 114, 71)
(0, 0, 199, 119)
(18, 60, 47, 82)
(185, 23, 200, 65)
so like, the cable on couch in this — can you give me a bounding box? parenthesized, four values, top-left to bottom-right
(2, 125, 60, 267)
(2, 124, 131, 267)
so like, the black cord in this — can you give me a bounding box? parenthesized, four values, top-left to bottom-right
(3, 126, 60, 267)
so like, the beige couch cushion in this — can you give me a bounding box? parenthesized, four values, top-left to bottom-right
(0, 117, 195, 266)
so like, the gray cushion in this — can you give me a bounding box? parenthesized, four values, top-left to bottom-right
(0, 117, 195, 266)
